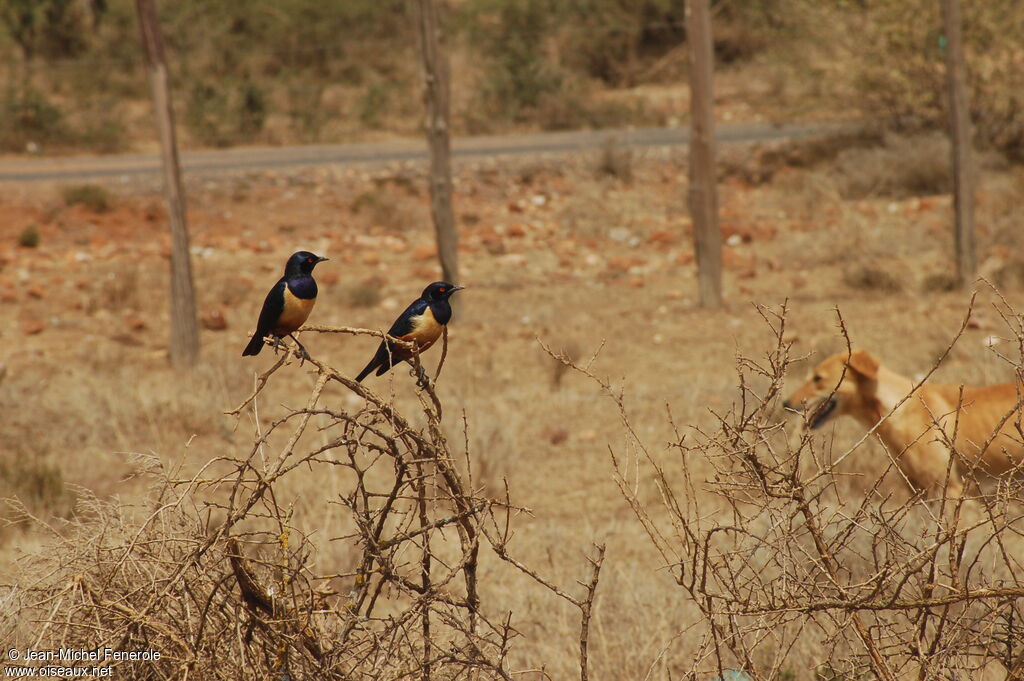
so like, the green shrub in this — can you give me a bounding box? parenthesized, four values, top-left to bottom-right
(0, 87, 68, 152)
(809, 0, 1024, 161)
(559, 0, 683, 86)
(61, 184, 113, 212)
(462, 0, 566, 122)
(17, 225, 40, 248)
(359, 81, 393, 129)
(185, 78, 267, 147)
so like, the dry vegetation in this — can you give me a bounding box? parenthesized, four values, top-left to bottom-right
(1, 0, 1022, 159)
(2, 135, 1024, 677)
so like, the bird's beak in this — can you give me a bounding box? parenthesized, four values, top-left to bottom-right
(317, 256, 329, 262)
(451, 285, 465, 292)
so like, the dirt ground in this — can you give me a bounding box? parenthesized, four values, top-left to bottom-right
(2, 139, 1023, 677)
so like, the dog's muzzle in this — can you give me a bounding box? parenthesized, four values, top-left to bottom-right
(783, 397, 837, 430)
(807, 397, 838, 430)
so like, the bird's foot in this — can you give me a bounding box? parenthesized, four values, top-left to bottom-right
(286, 334, 310, 364)
(269, 337, 287, 354)
(413, 365, 430, 389)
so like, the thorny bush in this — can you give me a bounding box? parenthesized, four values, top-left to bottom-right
(3, 326, 604, 681)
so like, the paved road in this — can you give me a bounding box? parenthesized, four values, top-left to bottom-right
(0, 122, 844, 183)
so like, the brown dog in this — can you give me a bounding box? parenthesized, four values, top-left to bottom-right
(783, 349, 1024, 498)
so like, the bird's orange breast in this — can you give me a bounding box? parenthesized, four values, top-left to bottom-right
(274, 287, 316, 334)
(400, 306, 443, 350)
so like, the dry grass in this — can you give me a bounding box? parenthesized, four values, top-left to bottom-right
(3, 149, 1024, 678)
(842, 264, 903, 293)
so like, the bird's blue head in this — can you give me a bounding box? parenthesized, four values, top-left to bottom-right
(422, 281, 464, 302)
(284, 251, 328, 276)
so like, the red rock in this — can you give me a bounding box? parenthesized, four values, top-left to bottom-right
(606, 256, 646, 273)
(21, 317, 44, 334)
(966, 314, 992, 331)
(241, 239, 272, 253)
(646, 230, 679, 247)
(721, 223, 752, 243)
(506, 224, 526, 237)
(482, 234, 506, 255)
(201, 308, 228, 331)
(27, 287, 45, 299)
(413, 265, 438, 279)
(319, 271, 340, 286)
(723, 248, 755, 270)
(627, 277, 645, 288)
(362, 253, 380, 266)
(127, 317, 148, 331)
(677, 251, 695, 266)
(412, 243, 437, 260)
(543, 426, 569, 446)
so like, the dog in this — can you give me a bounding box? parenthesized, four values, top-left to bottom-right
(783, 349, 1024, 499)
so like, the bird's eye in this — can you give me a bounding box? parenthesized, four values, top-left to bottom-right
(439, 287, 446, 293)
(306, 257, 313, 263)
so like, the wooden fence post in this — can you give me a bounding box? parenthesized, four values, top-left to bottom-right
(940, 0, 976, 285)
(136, 0, 199, 367)
(415, 0, 459, 286)
(686, 0, 722, 308)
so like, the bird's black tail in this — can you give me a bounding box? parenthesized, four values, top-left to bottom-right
(355, 360, 376, 383)
(242, 333, 265, 356)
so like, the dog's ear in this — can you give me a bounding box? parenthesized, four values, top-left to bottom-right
(847, 349, 879, 381)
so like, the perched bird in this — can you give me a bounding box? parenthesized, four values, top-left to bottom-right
(242, 251, 328, 359)
(356, 281, 463, 386)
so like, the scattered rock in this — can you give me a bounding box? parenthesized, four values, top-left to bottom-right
(606, 256, 646, 275)
(723, 248, 755, 270)
(413, 265, 438, 279)
(481, 234, 506, 255)
(126, 316, 148, 331)
(21, 317, 45, 335)
(646, 230, 679, 247)
(201, 308, 228, 331)
(608, 227, 632, 243)
(412, 243, 437, 260)
(966, 313, 992, 331)
(542, 425, 570, 446)
(111, 333, 144, 346)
